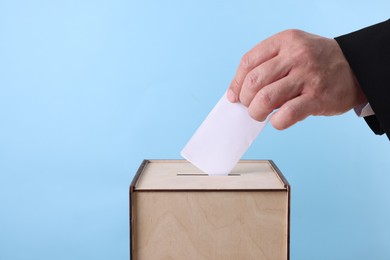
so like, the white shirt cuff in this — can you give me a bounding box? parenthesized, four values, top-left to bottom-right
(354, 103, 375, 117)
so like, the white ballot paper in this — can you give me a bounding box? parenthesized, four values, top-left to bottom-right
(181, 92, 269, 175)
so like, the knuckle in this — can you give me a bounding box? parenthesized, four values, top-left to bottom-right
(291, 44, 313, 63)
(257, 90, 272, 108)
(245, 72, 262, 89)
(240, 52, 252, 70)
(231, 77, 241, 91)
(282, 29, 304, 41)
(280, 31, 315, 64)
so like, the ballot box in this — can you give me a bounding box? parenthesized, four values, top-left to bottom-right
(129, 160, 290, 260)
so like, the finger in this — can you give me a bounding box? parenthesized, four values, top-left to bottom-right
(227, 36, 281, 102)
(270, 95, 320, 130)
(247, 76, 303, 121)
(240, 55, 292, 107)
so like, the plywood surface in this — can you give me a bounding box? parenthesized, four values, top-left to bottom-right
(132, 191, 288, 260)
(135, 160, 286, 190)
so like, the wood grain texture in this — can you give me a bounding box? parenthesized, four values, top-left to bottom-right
(133, 191, 288, 260)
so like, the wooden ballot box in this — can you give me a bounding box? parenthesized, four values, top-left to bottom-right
(129, 160, 290, 260)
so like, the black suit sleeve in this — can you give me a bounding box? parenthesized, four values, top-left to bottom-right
(335, 19, 390, 139)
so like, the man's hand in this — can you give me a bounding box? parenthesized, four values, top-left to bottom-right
(227, 30, 368, 130)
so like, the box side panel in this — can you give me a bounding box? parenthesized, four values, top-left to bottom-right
(268, 160, 291, 259)
(130, 160, 149, 259)
(287, 183, 291, 260)
(133, 191, 288, 260)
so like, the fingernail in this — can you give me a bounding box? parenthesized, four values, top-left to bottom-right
(227, 89, 237, 102)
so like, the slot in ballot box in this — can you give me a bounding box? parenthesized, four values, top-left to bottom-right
(129, 160, 290, 260)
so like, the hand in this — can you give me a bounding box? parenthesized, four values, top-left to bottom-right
(227, 30, 367, 130)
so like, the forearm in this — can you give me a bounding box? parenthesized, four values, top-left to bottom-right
(335, 19, 390, 138)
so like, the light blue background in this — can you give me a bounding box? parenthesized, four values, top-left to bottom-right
(1, 1, 390, 259)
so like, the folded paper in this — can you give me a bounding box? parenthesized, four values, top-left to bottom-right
(181, 92, 268, 175)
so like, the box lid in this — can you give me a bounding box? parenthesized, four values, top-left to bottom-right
(133, 160, 288, 191)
